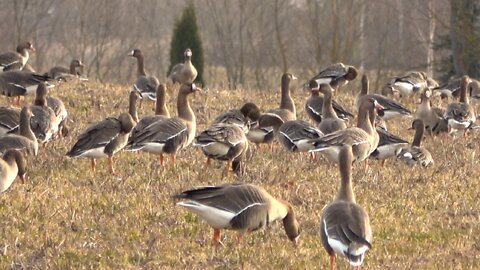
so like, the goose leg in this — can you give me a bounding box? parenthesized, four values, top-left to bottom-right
(159, 154, 164, 166)
(269, 143, 274, 153)
(91, 158, 97, 172)
(172, 154, 177, 164)
(236, 233, 244, 244)
(212, 228, 224, 247)
(380, 159, 385, 167)
(205, 157, 211, 167)
(329, 254, 335, 270)
(108, 156, 115, 174)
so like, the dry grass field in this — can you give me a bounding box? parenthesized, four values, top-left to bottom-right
(0, 78, 478, 269)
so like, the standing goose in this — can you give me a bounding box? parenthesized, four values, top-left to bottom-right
(317, 83, 347, 134)
(320, 145, 372, 270)
(0, 70, 51, 106)
(131, 84, 170, 137)
(305, 80, 353, 125)
(0, 150, 27, 193)
(396, 119, 433, 167)
(369, 127, 409, 167)
(0, 106, 20, 135)
(357, 75, 411, 120)
(175, 183, 300, 246)
(444, 76, 476, 136)
(30, 83, 58, 143)
(0, 106, 38, 156)
(66, 113, 135, 174)
(0, 41, 35, 72)
(194, 123, 248, 174)
(247, 73, 296, 150)
(415, 90, 448, 135)
(309, 98, 382, 164)
(46, 59, 84, 82)
(212, 102, 261, 133)
(387, 71, 428, 98)
(168, 48, 198, 84)
(128, 49, 160, 104)
(126, 83, 200, 165)
(257, 113, 323, 153)
(305, 63, 358, 89)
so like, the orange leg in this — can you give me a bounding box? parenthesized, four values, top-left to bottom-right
(91, 158, 97, 173)
(269, 143, 273, 153)
(172, 154, 177, 164)
(380, 159, 385, 167)
(310, 152, 315, 160)
(329, 254, 336, 270)
(108, 156, 115, 174)
(236, 233, 244, 244)
(255, 144, 260, 150)
(212, 228, 224, 247)
(159, 154, 164, 166)
(205, 157, 211, 167)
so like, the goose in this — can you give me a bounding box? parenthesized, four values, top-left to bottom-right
(128, 49, 160, 104)
(415, 90, 448, 135)
(396, 119, 433, 167)
(316, 83, 347, 134)
(257, 113, 323, 153)
(247, 73, 296, 150)
(0, 41, 35, 72)
(46, 95, 69, 137)
(130, 84, 170, 138)
(386, 71, 428, 98)
(175, 183, 300, 246)
(194, 123, 248, 174)
(357, 75, 411, 120)
(66, 113, 135, 174)
(0, 106, 38, 156)
(0, 70, 52, 106)
(212, 102, 261, 133)
(320, 145, 372, 269)
(305, 63, 358, 89)
(309, 98, 382, 164)
(0, 106, 20, 135)
(444, 76, 476, 136)
(46, 59, 84, 82)
(30, 83, 58, 143)
(0, 150, 27, 193)
(168, 48, 198, 84)
(431, 77, 479, 100)
(126, 83, 200, 165)
(369, 127, 409, 167)
(305, 80, 353, 125)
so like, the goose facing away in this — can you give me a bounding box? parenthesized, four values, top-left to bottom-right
(126, 83, 200, 165)
(128, 49, 160, 102)
(305, 63, 358, 89)
(316, 83, 347, 134)
(0, 150, 27, 193)
(47, 59, 84, 82)
(194, 123, 248, 174)
(168, 48, 198, 85)
(444, 76, 476, 135)
(213, 102, 261, 133)
(175, 183, 300, 246)
(0, 41, 35, 72)
(0, 106, 38, 156)
(320, 145, 372, 269)
(387, 71, 428, 97)
(66, 113, 135, 174)
(396, 119, 433, 167)
(131, 84, 170, 138)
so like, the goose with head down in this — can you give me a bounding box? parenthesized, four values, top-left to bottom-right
(212, 102, 261, 134)
(320, 145, 372, 270)
(175, 183, 300, 247)
(396, 119, 434, 167)
(46, 59, 84, 82)
(304, 62, 358, 90)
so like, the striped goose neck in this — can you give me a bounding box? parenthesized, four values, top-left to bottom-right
(357, 104, 374, 135)
(155, 88, 169, 117)
(280, 79, 295, 114)
(177, 91, 195, 123)
(129, 94, 139, 123)
(322, 90, 337, 118)
(136, 55, 146, 77)
(412, 122, 424, 147)
(336, 147, 355, 202)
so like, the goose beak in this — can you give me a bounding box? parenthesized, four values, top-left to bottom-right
(30, 46, 36, 52)
(373, 100, 385, 110)
(127, 51, 134, 57)
(291, 75, 298, 80)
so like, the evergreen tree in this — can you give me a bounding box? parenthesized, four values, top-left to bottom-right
(168, 2, 205, 85)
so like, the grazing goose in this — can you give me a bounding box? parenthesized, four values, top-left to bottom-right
(131, 84, 170, 138)
(320, 145, 372, 269)
(415, 90, 448, 135)
(0, 150, 27, 193)
(257, 113, 323, 153)
(128, 49, 160, 104)
(46, 59, 84, 82)
(0, 70, 51, 106)
(0, 106, 20, 135)
(357, 75, 411, 120)
(0, 41, 35, 72)
(175, 183, 300, 246)
(370, 127, 409, 167)
(194, 123, 248, 174)
(46, 96, 69, 137)
(247, 73, 297, 150)
(168, 48, 198, 84)
(0, 106, 38, 156)
(444, 76, 476, 136)
(212, 102, 261, 133)
(30, 83, 58, 143)
(66, 113, 135, 174)
(126, 83, 200, 165)
(387, 71, 428, 98)
(305, 80, 353, 125)
(309, 98, 382, 164)
(316, 83, 347, 134)
(305, 63, 358, 89)
(396, 119, 433, 167)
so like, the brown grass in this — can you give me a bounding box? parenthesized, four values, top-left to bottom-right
(0, 79, 478, 269)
